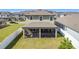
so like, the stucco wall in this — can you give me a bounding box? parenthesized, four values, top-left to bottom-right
(25, 15, 54, 20)
(31, 15, 40, 20)
(66, 27, 79, 41)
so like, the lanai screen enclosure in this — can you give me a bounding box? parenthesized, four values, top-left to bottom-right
(23, 21, 58, 38)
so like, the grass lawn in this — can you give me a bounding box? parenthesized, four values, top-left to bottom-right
(0, 24, 24, 42)
(11, 32, 64, 49)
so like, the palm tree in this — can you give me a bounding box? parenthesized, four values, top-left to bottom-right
(58, 38, 74, 49)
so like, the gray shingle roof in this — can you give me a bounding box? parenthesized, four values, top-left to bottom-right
(23, 21, 57, 28)
(56, 14, 79, 32)
(23, 9, 56, 15)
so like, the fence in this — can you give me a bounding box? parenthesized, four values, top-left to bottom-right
(0, 28, 22, 49)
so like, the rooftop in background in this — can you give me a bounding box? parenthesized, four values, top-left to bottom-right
(56, 14, 79, 32)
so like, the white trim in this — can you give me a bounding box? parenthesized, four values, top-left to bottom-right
(39, 28, 41, 38)
(55, 28, 57, 38)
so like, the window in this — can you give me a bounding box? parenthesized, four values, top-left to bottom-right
(50, 16, 53, 21)
(41, 29, 51, 33)
(40, 16, 43, 21)
(30, 16, 32, 20)
(54, 18, 56, 20)
(30, 29, 39, 33)
(30, 29, 35, 32)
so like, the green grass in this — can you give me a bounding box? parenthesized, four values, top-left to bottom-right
(10, 32, 64, 49)
(12, 37, 64, 49)
(0, 24, 23, 42)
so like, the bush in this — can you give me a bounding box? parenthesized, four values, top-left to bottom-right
(58, 38, 74, 49)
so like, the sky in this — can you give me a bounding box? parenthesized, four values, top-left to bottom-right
(0, 9, 79, 12)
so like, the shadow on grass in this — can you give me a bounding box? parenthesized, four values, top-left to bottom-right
(57, 32, 63, 37)
(5, 32, 23, 49)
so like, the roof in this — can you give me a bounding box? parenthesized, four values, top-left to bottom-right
(56, 14, 79, 32)
(23, 21, 57, 28)
(56, 12, 79, 16)
(23, 9, 56, 15)
(0, 12, 11, 15)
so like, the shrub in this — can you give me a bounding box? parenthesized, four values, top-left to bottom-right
(58, 38, 74, 49)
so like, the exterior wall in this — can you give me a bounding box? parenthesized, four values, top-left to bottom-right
(31, 15, 40, 20)
(43, 15, 49, 20)
(59, 28, 79, 48)
(66, 27, 79, 41)
(59, 15, 65, 17)
(25, 15, 55, 20)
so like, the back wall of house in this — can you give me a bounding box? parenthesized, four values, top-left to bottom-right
(25, 15, 55, 20)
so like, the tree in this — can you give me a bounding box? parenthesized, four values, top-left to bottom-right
(58, 38, 74, 49)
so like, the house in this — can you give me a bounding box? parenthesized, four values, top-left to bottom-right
(0, 12, 26, 22)
(56, 12, 66, 18)
(0, 19, 6, 28)
(0, 12, 11, 21)
(10, 12, 26, 21)
(22, 9, 58, 38)
(55, 14, 79, 48)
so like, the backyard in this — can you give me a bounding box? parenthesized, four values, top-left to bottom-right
(6, 32, 64, 49)
(0, 23, 68, 49)
(0, 23, 24, 42)
(12, 37, 64, 49)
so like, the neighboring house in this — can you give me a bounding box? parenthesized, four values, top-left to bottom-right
(0, 19, 6, 28)
(0, 12, 26, 22)
(9, 14, 20, 21)
(23, 9, 57, 21)
(55, 14, 79, 48)
(56, 12, 69, 18)
(10, 12, 26, 21)
(0, 12, 9, 27)
(0, 12, 11, 21)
